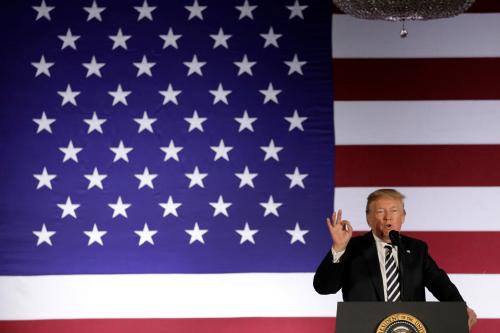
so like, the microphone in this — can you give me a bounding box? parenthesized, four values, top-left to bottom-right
(389, 230, 401, 246)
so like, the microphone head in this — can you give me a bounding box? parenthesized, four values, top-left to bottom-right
(389, 230, 401, 246)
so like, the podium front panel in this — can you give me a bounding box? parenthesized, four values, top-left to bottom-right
(336, 302, 468, 333)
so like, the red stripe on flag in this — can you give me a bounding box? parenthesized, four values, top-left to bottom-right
(335, 145, 500, 187)
(1, 317, 499, 332)
(463, 0, 500, 12)
(332, 58, 500, 100)
(333, 0, 500, 14)
(0, 318, 335, 333)
(351, 231, 500, 273)
(406, 231, 500, 274)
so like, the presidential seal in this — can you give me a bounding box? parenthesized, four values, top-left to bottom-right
(375, 313, 427, 333)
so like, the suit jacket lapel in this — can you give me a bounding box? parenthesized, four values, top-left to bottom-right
(399, 236, 412, 301)
(361, 232, 384, 301)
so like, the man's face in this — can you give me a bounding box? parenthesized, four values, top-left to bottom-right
(366, 196, 405, 243)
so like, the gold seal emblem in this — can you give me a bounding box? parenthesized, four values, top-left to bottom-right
(375, 313, 427, 333)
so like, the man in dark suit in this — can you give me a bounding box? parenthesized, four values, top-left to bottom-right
(313, 189, 477, 330)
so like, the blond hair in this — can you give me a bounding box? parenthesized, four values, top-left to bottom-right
(365, 188, 405, 214)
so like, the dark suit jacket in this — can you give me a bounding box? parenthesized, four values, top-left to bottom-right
(313, 232, 464, 302)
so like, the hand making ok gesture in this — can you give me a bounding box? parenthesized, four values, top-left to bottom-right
(326, 209, 353, 252)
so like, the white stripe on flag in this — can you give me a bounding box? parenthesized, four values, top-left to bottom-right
(334, 100, 500, 145)
(334, 187, 500, 231)
(429, 274, 500, 319)
(332, 14, 500, 58)
(0, 274, 338, 320)
(0, 274, 499, 319)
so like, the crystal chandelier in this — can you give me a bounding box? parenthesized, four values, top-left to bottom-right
(333, 0, 476, 21)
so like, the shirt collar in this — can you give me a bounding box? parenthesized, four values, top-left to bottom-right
(372, 231, 397, 249)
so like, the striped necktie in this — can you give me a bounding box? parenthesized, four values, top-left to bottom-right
(385, 245, 400, 302)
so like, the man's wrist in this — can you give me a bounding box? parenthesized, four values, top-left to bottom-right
(333, 244, 346, 252)
(331, 246, 346, 263)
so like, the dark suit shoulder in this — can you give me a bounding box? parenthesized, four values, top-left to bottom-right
(340, 232, 374, 257)
(400, 233, 428, 251)
(346, 232, 373, 247)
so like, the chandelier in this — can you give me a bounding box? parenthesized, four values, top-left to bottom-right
(333, 0, 476, 21)
(333, 0, 476, 37)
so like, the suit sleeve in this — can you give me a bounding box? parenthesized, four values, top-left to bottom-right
(422, 243, 465, 302)
(313, 250, 344, 295)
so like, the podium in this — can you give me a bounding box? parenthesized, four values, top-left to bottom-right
(336, 302, 468, 332)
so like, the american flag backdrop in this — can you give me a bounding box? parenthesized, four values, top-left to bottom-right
(1, 1, 499, 333)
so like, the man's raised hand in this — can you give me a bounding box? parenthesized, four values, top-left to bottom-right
(326, 209, 353, 252)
